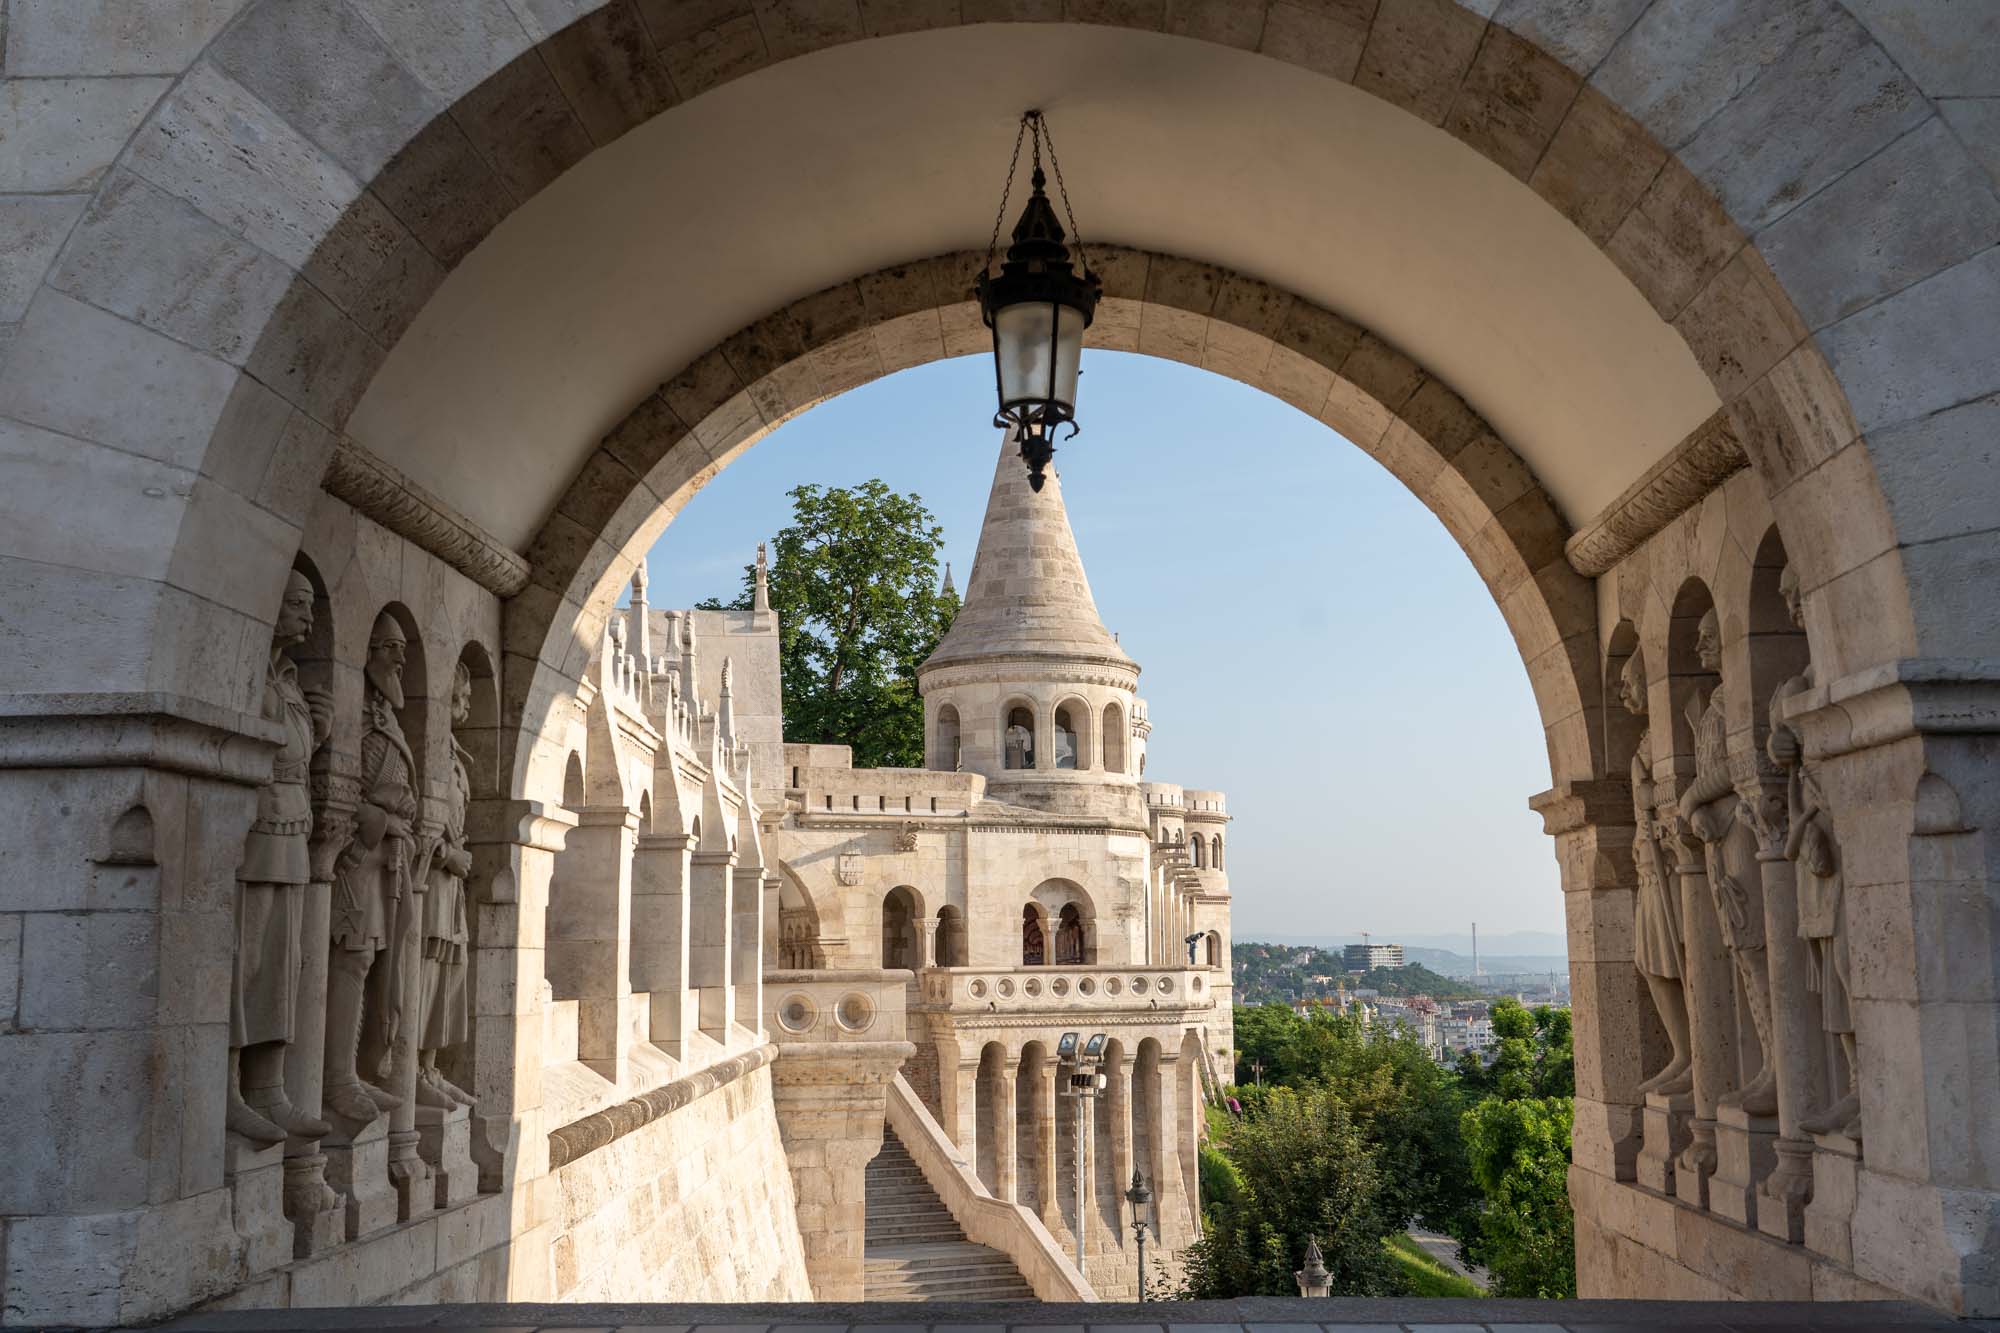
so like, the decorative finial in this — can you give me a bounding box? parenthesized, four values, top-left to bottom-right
(941, 561, 956, 597)
(754, 542, 770, 613)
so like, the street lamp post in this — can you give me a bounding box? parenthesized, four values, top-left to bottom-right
(1057, 1031, 1108, 1276)
(1124, 1169, 1153, 1300)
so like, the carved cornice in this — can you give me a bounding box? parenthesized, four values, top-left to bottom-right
(546, 1042, 775, 1170)
(1566, 410, 1748, 578)
(0, 693, 281, 784)
(321, 439, 531, 598)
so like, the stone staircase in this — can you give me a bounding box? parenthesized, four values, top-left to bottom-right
(864, 1127, 1037, 1300)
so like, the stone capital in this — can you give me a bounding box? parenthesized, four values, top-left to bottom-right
(0, 692, 282, 785)
(467, 797, 571, 852)
(1529, 778, 1634, 838)
(1777, 658, 2000, 760)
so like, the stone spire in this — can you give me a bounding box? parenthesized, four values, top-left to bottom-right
(922, 430, 1135, 673)
(940, 562, 955, 598)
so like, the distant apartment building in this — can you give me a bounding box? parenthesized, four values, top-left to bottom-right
(1344, 941, 1405, 971)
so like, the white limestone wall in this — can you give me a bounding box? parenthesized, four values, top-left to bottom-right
(547, 1063, 810, 1303)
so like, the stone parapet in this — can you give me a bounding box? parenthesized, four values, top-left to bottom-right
(917, 966, 1216, 1015)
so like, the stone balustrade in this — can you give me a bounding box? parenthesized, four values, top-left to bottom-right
(918, 966, 1214, 1012)
(765, 968, 912, 1046)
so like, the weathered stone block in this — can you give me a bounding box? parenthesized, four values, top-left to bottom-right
(1605, 157, 1743, 321)
(540, 0, 681, 145)
(1760, 117, 2000, 332)
(346, 0, 535, 103)
(1444, 23, 1581, 179)
(1354, 0, 1486, 124)
(1164, 0, 1265, 49)
(1493, 0, 1650, 73)
(451, 49, 595, 199)
(1257, 0, 1372, 82)
(0, 289, 235, 473)
(4, 0, 237, 77)
(0, 77, 172, 193)
(0, 193, 87, 322)
(1678, 11, 1928, 232)
(371, 115, 516, 267)
(1529, 85, 1664, 245)
(1590, 0, 1833, 150)
(1817, 245, 2000, 434)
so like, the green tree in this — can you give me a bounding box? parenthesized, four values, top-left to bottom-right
(1484, 998, 1574, 1100)
(702, 481, 958, 767)
(1180, 1086, 1400, 1297)
(1459, 1095, 1576, 1297)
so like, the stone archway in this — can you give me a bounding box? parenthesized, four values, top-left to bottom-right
(3, 1, 1997, 1322)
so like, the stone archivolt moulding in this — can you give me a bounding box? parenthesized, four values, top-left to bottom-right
(1566, 410, 1749, 579)
(321, 439, 531, 598)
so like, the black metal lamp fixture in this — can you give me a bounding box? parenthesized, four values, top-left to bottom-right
(1125, 1169, 1153, 1299)
(977, 109, 1101, 492)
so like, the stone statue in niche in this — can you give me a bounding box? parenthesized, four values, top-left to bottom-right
(1769, 565, 1861, 1140)
(1622, 654, 1691, 1096)
(1678, 608, 1777, 1116)
(228, 569, 335, 1145)
(417, 661, 476, 1112)
(1005, 721, 1033, 770)
(324, 614, 418, 1125)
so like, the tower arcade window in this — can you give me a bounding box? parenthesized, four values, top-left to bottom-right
(1053, 701, 1084, 770)
(1055, 903, 1086, 964)
(1003, 705, 1036, 769)
(936, 704, 961, 771)
(882, 887, 919, 970)
(1022, 903, 1046, 965)
(1101, 701, 1125, 774)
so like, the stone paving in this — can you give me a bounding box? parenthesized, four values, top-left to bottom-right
(144, 1298, 1987, 1332)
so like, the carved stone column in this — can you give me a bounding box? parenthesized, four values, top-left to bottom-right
(1105, 1052, 1133, 1226)
(283, 781, 354, 1256)
(993, 1057, 1018, 1203)
(463, 798, 569, 1194)
(1030, 1050, 1061, 1235)
(551, 804, 639, 1082)
(1147, 1052, 1191, 1248)
(1663, 813, 1737, 1209)
(630, 829, 693, 1059)
(689, 844, 738, 1037)
(1739, 764, 1823, 1243)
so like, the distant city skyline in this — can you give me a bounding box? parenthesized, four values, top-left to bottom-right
(640, 351, 1566, 939)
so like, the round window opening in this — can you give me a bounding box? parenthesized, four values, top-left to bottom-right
(1131, 976, 1149, 995)
(1052, 977, 1070, 996)
(1078, 978, 1096, 995)
(1157, 977, 1174, 995)
(1105, 977, 1122, 996)
(835, 992, 875, 1032)
(778, 994, 816, 1033)
(969, 979, 988, 999)
(998, 978, 1015, 997)
(1024, 978, 1042, 997)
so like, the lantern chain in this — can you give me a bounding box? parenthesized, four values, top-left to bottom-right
(1037, 111, 1092, 277)
(984, 113, 1031, 275)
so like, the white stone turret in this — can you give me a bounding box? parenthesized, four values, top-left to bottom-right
(918, 430, 1141, 818)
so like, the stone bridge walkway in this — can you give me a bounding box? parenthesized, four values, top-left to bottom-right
(143, 1298, 1992, 1332)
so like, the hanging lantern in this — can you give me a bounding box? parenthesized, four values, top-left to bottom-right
(976, 110, 1101, 491)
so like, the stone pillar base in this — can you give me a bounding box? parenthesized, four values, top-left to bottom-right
(418, 1104, 480, 1210)
(388, 1127, 436, 1222)
(1756, 1136, 1815, 1244)
(1711, 1105, 1779, 1229)
(1675, 1117, 1717, 1210)
(324, 1114, 398, 1240)
(1804, 1130, 1861, 1265)
(1637, 1092, 1691, 1195)
(281, 1150, 344, 1258)
(226, 1138, 293, 1277)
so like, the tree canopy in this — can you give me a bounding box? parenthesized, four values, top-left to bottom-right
(701, 481, 958, 767)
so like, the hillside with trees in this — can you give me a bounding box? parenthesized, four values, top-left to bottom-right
(1232, 941, 1479, 1005)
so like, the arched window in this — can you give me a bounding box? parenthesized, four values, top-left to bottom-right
(1053, 701, 1083, 770)
(1101, 701, 1125, 774)
(882, 887, 919, 969)
(561, 751, 584, 810)
(1190, 836, 1204, 869)
(1022, 903, 1046, 966)
(1211, 834, 1223, 870)
(1205, 931, 1221, 967)
(1055, 903, 1086, 965)
(936, 704, 961, 771)
(933, 905, 967, 967)
(1003, 705, 1036, 770)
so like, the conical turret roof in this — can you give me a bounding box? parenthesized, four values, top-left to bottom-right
(922, 431, 1136, 674)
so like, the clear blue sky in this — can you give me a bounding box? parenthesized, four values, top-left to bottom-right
(641, 351, 1563, 942)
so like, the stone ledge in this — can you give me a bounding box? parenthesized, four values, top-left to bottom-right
(321, 438, 531, 598)
(150, 1295, 1964, 1329)
(545, 1041, 777, 1169)
(1566, 409, 1748, 578)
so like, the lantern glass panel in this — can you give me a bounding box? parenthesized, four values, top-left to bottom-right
(995, 301, 1086, 412)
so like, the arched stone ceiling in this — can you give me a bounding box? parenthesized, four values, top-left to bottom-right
(349, 23, 1720, 549)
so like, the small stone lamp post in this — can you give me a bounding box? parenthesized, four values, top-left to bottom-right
(1296, 1236, 1332, 1298)
(1125, 1169, 1153, 1299)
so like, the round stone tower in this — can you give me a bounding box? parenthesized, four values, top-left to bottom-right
(919, 431, 1142, 821)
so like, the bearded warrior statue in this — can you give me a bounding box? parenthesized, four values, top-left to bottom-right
(1678, 608, 1778, 1116)
(228, 569, 334, 1145)
(1768, 565, 1861, 1139)
(324, 613, 417, 1124)
(417, 662, 477, 1111)
(1622, 654, 1691, 1096)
